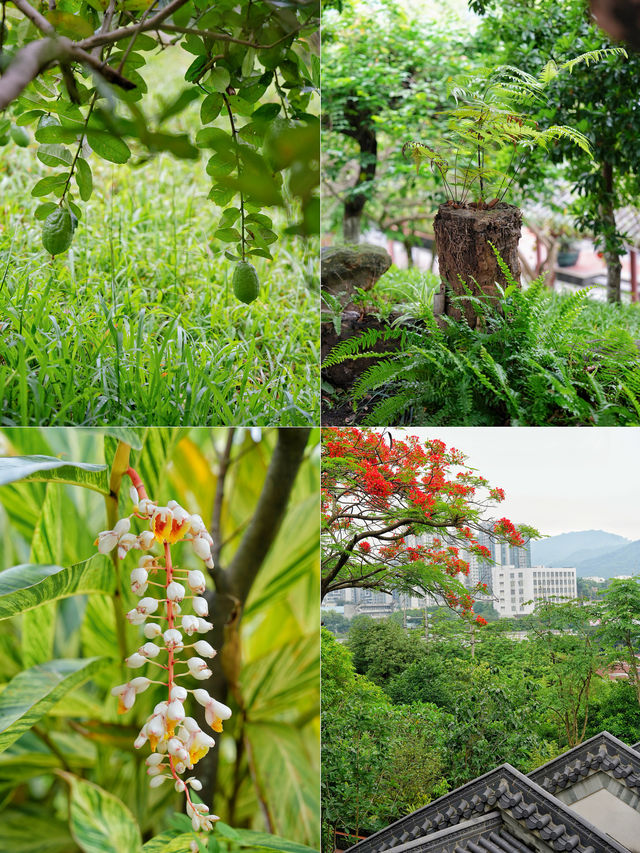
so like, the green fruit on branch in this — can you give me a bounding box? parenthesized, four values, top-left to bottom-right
(10, 126, 29, 147)
(232, 261, 260, 303)
(42, 207, 73, 256)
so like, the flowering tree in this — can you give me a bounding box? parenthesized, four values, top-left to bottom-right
(0, 428, 319, 852)
(321, 428, 536, 620)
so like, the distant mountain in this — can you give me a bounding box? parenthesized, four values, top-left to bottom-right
(531, 530, 630, 567)
(575, 539, 640, 578)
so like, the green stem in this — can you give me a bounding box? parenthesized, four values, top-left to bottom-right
(223, 93, 246, 261)
(60, 92, 97, 205)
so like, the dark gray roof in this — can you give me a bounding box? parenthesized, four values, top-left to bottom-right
(372, 811, 537, 853)
(346, 736, 633, 853)
(529, 731, 640, 796)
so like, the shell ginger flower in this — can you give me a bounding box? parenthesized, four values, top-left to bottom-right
(96, 466, 231, 840)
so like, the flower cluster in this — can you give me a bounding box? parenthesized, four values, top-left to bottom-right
(96, 468, 231, 835)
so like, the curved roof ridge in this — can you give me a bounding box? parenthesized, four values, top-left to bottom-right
(346, 761, 630, 853)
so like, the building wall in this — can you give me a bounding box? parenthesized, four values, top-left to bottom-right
(491, 565, 577, 617)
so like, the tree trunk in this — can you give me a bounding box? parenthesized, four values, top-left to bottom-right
(433, 203, 522, 329)
(342, 122, 377, 244)
(601, 162, 621, 304)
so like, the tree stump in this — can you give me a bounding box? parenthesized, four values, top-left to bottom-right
(434, 203, 522, 328)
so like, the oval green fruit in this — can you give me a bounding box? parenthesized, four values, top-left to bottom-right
(232, 261, 260, 304)
(42, 207, 73, 256)
(10, 125, 29, 147)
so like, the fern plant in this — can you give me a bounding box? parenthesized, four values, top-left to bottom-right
(402, 50, 626, 208)
(322, 247, 640, 426)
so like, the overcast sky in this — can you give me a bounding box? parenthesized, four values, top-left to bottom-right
(389, 428, 640, 540)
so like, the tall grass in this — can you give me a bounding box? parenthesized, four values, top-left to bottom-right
(0, 49, 319, 426)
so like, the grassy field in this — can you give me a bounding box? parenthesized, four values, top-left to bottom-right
(0, 51, 319, 426)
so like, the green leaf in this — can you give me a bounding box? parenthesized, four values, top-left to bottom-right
(0, 806, 73, 853)
(31, 173, 69, 197)
(75, 157, 93, 201)
(214, 227, 242, 242)
(196, 127, 232, 149)
(102, 427, 144, 451)
(208, 66, 231, 93)
(0, 556, 115, 621)
(86, 130, 131, 164)
(34, 201, 58, 221)
(35, 124, 78, 145)
(36, 143, 73, 168)
(0, 455, 109, 493)
(216, 825, 319, 853)
(142, 831, 200, 852)
(201, 93, 224, 124)
(0, 657, 109, 753)
(62, 773, 143, 853)
(185, 55, 208, 83)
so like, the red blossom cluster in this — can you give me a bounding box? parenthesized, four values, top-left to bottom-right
(321, 428, 531, 626)
(493, 517, 525, 546)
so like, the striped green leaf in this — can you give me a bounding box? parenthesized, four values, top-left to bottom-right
(62, 773, 143, 853)
(0, 455, 109, 493)
(217, 824, 320, 853)
(0, 657, 109, 753)
(0, 806, 72, 852)
(142, 831, 200, 852)
(0, 556, 115, 620)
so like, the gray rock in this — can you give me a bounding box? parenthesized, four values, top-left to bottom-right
(321, 243, 392, 311)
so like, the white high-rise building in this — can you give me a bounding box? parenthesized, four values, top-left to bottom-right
(491, 565, 577, 617)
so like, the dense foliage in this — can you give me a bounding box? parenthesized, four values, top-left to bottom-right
(474, 0, 640, 302)
(323, 264, 640, 426)
(321, 428, 536, 612)
(322, 0, 470, 242)
(322, 589, 640, 845)
(0, 428, 320, 853)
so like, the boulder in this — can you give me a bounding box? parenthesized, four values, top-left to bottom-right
(321, 243, 392, 311)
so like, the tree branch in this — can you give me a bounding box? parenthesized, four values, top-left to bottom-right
(75, 0, 192, 50)
(0, 36, 135, 109)
(226, 428, 311, 601)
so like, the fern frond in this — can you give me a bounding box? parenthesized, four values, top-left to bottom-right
(321, 327, 403, 368)
(559, 47, 627, 75)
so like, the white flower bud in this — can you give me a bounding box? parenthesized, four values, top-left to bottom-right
(189, 514, 206, 535)
(147, 764, 163, 776)
(174, 761, 186, 774)
(130, 567, 148, 596)
(140, 642, 160, 659)
(182, 615, 200, 636)
(167, 700, 186, 723)
(147, 715, 166, 740)
(146, 753, 164, 766)
(163, 628, 183, 651)
(138, 530, 155, 549)
(138, 597, 159, 615)
(126, 609, 146, 625)
(125, 653, 147, 669)
(117, 532, 138, 559)
(166, 581, 186, 602)
(192, 537, 212, 562)
(114, 518, 131, 536)
(96, 530, 119, 554)
(170, 685, 187, 702)
(134, 732, 148, 749)
(187, 777, 202, 791)
(144, 623, 162, 639)
(138, 498, 154, 518)
(139, 555, 156, 569)
(187, 570, 206, 594)
(193, 640, 216, 658)
(192, 689, 211, 707)
(149, 775, 167, 788)
(183, 717, 200, 733)
(193, 597, 208, 617)
(129, 676, 151, 693)
(187, 657, 212, 680)
(130, 486, 140, 506)
(197, 618, 213, 633)
(175, 778, 186, 792)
